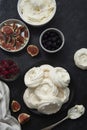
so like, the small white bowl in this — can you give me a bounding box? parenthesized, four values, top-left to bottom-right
(39, 28, 65, 53)
(0, 19, 30, 52)
(17, 0, 57, 26)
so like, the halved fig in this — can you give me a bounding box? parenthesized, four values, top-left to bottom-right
(5, 35, 11, 43)
(2, 43, 14, 50)
(2, 42, 7, 48)
(15, 41, 22, 49)
(0, 31, 5, 42)
(14, 28, 20, 36)
(18, 26, 25, 32)
(16, 35, 24, 44)
(14, 26, 25, 36)
(9, 37, 15, 46)
(7, 43, 15, 50)
(5, 43, 13, 50)
(11, 100, 21, 112)
(18, 113, 30, 124)
(12, 22, 18, 31)
(27, 45, 39, 57)
(1, 25, 13, 35)
(24, 30, 28, 38)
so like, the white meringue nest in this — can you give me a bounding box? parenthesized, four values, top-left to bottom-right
(23, 64, 70, 115)
(74, 48, 87, 70)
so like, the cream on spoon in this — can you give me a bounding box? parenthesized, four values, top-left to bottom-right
(41, 105, 85, 130)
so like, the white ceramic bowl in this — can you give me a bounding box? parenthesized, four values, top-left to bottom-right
(17, 0, 57, 26)
(0, 19, 30, 52)
(39, 28, 65, 53)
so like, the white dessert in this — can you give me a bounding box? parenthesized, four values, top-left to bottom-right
(74, 48, 87, 70)
(38, 99, 62, 115)
(40, 64, 54, 78)
(24, 67, 44, 88)
(23, 64, 70, 115)
(23, 88, 40, 109)
(34, 79, 58, 100)
(50, 67, 70, 88)
(18, 0, 56, 25)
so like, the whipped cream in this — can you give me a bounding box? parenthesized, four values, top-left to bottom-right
(74, 48, 87, 70)
(24, 64, 70, 114)
(19, 0, 56, 25)
(68, 105, 85, 119)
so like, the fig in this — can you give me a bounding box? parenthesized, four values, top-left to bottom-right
(11, 100, 21, 112)
(2, 42, 7, 49)
(12, 22, 18, 30)
(27, 45, 39, 57)
(15, 41, 22, 49)
(9, 38, 15, 46)
(18, 26, 25, 32)
(2, 25, 13, 35)
(0, 31, 5, 42)
(18, 113, 30, 124)
(16, 36, 24, 43)
(5, 35, 11, 43)
(14, 28, 21, 36)
(14, 26, 25, 36)
(24, 30, 28, 38)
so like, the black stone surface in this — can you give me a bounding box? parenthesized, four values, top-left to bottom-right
(0, 0, 87, 130)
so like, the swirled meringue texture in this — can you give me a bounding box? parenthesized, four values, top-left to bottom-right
(74, 48, 87, 70)
(24, 64, 70, 115)
(24, 67, 44, 88)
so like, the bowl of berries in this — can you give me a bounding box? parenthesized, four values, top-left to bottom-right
(39, 28, 65, 53)
(0, 59, 20, 81)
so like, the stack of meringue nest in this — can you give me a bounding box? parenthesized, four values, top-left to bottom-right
(23, 64, 70, 115)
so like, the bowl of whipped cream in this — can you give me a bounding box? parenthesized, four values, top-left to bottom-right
(17, 0, 57, 26)
(23, 64, 70, 115)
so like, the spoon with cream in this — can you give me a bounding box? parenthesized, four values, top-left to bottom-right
(41, 105, 85, 130)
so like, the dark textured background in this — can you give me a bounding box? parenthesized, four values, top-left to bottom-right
(0, 0, 87, 130)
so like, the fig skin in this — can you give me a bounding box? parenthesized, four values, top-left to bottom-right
(1, 25, 14, 35)
(27, 45, 39, 57)
(11, 100, 21, 112)
(18, 113, 30, 124)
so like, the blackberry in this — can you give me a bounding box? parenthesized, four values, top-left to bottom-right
(42, 30, 62, 51)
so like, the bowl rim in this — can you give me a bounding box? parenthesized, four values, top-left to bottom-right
(39, 28, 65, 53)
(0, 18, 30, 53)
(17, 0, 57, 26)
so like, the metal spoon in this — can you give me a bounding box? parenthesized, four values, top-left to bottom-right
(41, 105, 85, 130)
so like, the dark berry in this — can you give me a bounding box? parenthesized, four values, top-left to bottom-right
(42, 30, 62, 51)
(50, 32, 55, 37)
(43, 34, 48, 39)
